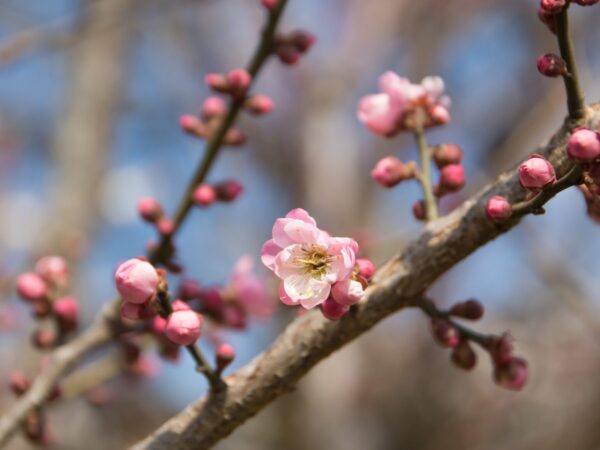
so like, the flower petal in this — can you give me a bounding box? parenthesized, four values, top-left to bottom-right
(285, 208, 317, 226)
(284, 274, 330, 308)
(260, 239, 281, 271)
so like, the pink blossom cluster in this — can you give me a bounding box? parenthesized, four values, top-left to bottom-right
(261, 209, 375, 320)
(357, 71, 451, 138)
(15, 256, 79, 347)
(427, 299, 528, 390)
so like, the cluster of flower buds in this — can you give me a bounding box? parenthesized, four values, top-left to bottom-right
(261, 208, 375, 320)
(412, 144, 465, 221)
(15, 256, 79, 348)
(486, 154, 557, 223)
(357, 72, 451, 137)
(570, 127, 600, 221)
(137, 197, 176, 239)
(115, 258, 205, 348)
(192, 180, 244, 208)
(8, 370, 60, 444)
(426, 299, 528, 390)
(538, 0, 598, 33)
(179, 68, 273, 147)
(172, 256, 273, 331)
(487, 334, 529, 391)
(273, 30, 316, 65)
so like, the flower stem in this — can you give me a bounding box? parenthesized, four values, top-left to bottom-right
(555, 9, 586, 120)
(414, 128, 439, 221)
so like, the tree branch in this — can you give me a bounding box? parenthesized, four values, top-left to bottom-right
(129, 106, 595, 450)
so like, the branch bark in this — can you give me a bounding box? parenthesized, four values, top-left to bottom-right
(129, 107, 594, 450)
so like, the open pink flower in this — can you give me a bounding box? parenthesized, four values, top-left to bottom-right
(358, 72, 451, 137)
(262, 209, 359, 309)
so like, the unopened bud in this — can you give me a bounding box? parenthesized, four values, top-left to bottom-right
(567, 128, 600, 163)
(320, 297, 349, 321)
(451, 340, 477, 370)
(430, 318, 460, 348)
(537, 53, 567, 77)
(412, 200, 426, 221)
(449, 299, 484, 320)
(216, 342, 235, 372)
(215, 180, 244, 202)
(16, 273, 48, 303)
(433, 144, 464, 168)
(245, 95, 274, 115)
(137, 197, 163, 223)
(201, 96, 227, 119)
(9, 371, 30, 396)
(518, 154, 556, 191)
(371, 156, 413, 188)
(494, 357, 528, 391)
(439, 164, 465, 192)
(193, 184, 216, 207)
(486, 196, 512, 223)
(356, 258, 376, 281)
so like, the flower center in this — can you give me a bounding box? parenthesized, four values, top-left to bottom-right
(296, 245, 332, 279)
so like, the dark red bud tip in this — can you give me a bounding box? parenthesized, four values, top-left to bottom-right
(430, 318, 460, 348)
(449, 299, 484, 320)
(537, 53, 567, 78)
(451, 340, 477, 371)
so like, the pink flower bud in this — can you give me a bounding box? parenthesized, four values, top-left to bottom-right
(449, 299, 484, 320)
(486, 196, 513, 222)
(451, 340, 477, 371)
(538, 9, 557, 33)
(224, 128, 246, 146)
(289, 30, 316, 53)
(356, 258, 376, 281)
(488, 333, 513, 365)
(165, 310, 203, 345)
(431, 318, 460, 348)
(518, 154, 556, 191)
(156, 218, 175, 236)
(494, 357, 528, 391)
(178, 279, 202, 301)
(275, 43, 301, 65)
(32, 329, 57, 349)
(35, 256, 69, 288)
(114, 258, 158, 304)
(227, 69, 252, 93)
(262, 0, 278, 10)
(412, 200, 426, 221)
(205, 73, 228, 92)
(137, 197, 163, 223)
(433, 144, 464, 168)
(193, 184, 216, 207)
(215, 180, 244, 202)
(540, 0, 568, 13)
(430, 104, 451, 125)
(120, 301, 143, 321)
(537, 53, 567, 77)
(439, 164, 465, 192)
(245, 95, 274, 115)
(16, 273, 48, 302)
(171, 299, 191, 312)
(201, 96, 227, 119)
(52, 297, 78, 332)
(223, 304, 247, 329)
(151, 315, 167, 334)
(567, 128, 600, 163)
(179, 114, 206, 137)
(371, 156, 411, 188)
(216, 342, 235, 372)
(9, 371, 30, 396)
(320, 297, 349, 321)
(331, 278, 364, 306)
(199, 288, 223, 313)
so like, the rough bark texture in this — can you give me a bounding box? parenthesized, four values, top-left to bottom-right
(129, 107, 595, 450)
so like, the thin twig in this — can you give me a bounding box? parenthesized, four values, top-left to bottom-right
(555, 9, 586, 120)
(414, 127, 439, 221)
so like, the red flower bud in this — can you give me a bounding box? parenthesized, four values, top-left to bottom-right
(451, 340, 477, 370)
(537, 53, 567, 77)
(433, 144, 464, 168)
(320, 297, 349, 321)
(567, 128, 600, 163)
(449, 299, 484, 320)
(430, 318, 460, 348)
(486, 196, 512, 223)
(137, 197, 163, 223)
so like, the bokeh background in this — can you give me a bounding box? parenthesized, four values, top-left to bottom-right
(1, 0, 600, 449)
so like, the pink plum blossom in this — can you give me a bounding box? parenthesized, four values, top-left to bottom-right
(358, 72, 451, 137)
(262, 208, 360, 309)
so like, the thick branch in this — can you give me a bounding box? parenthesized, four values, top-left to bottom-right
(130, 107, 595, 450)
